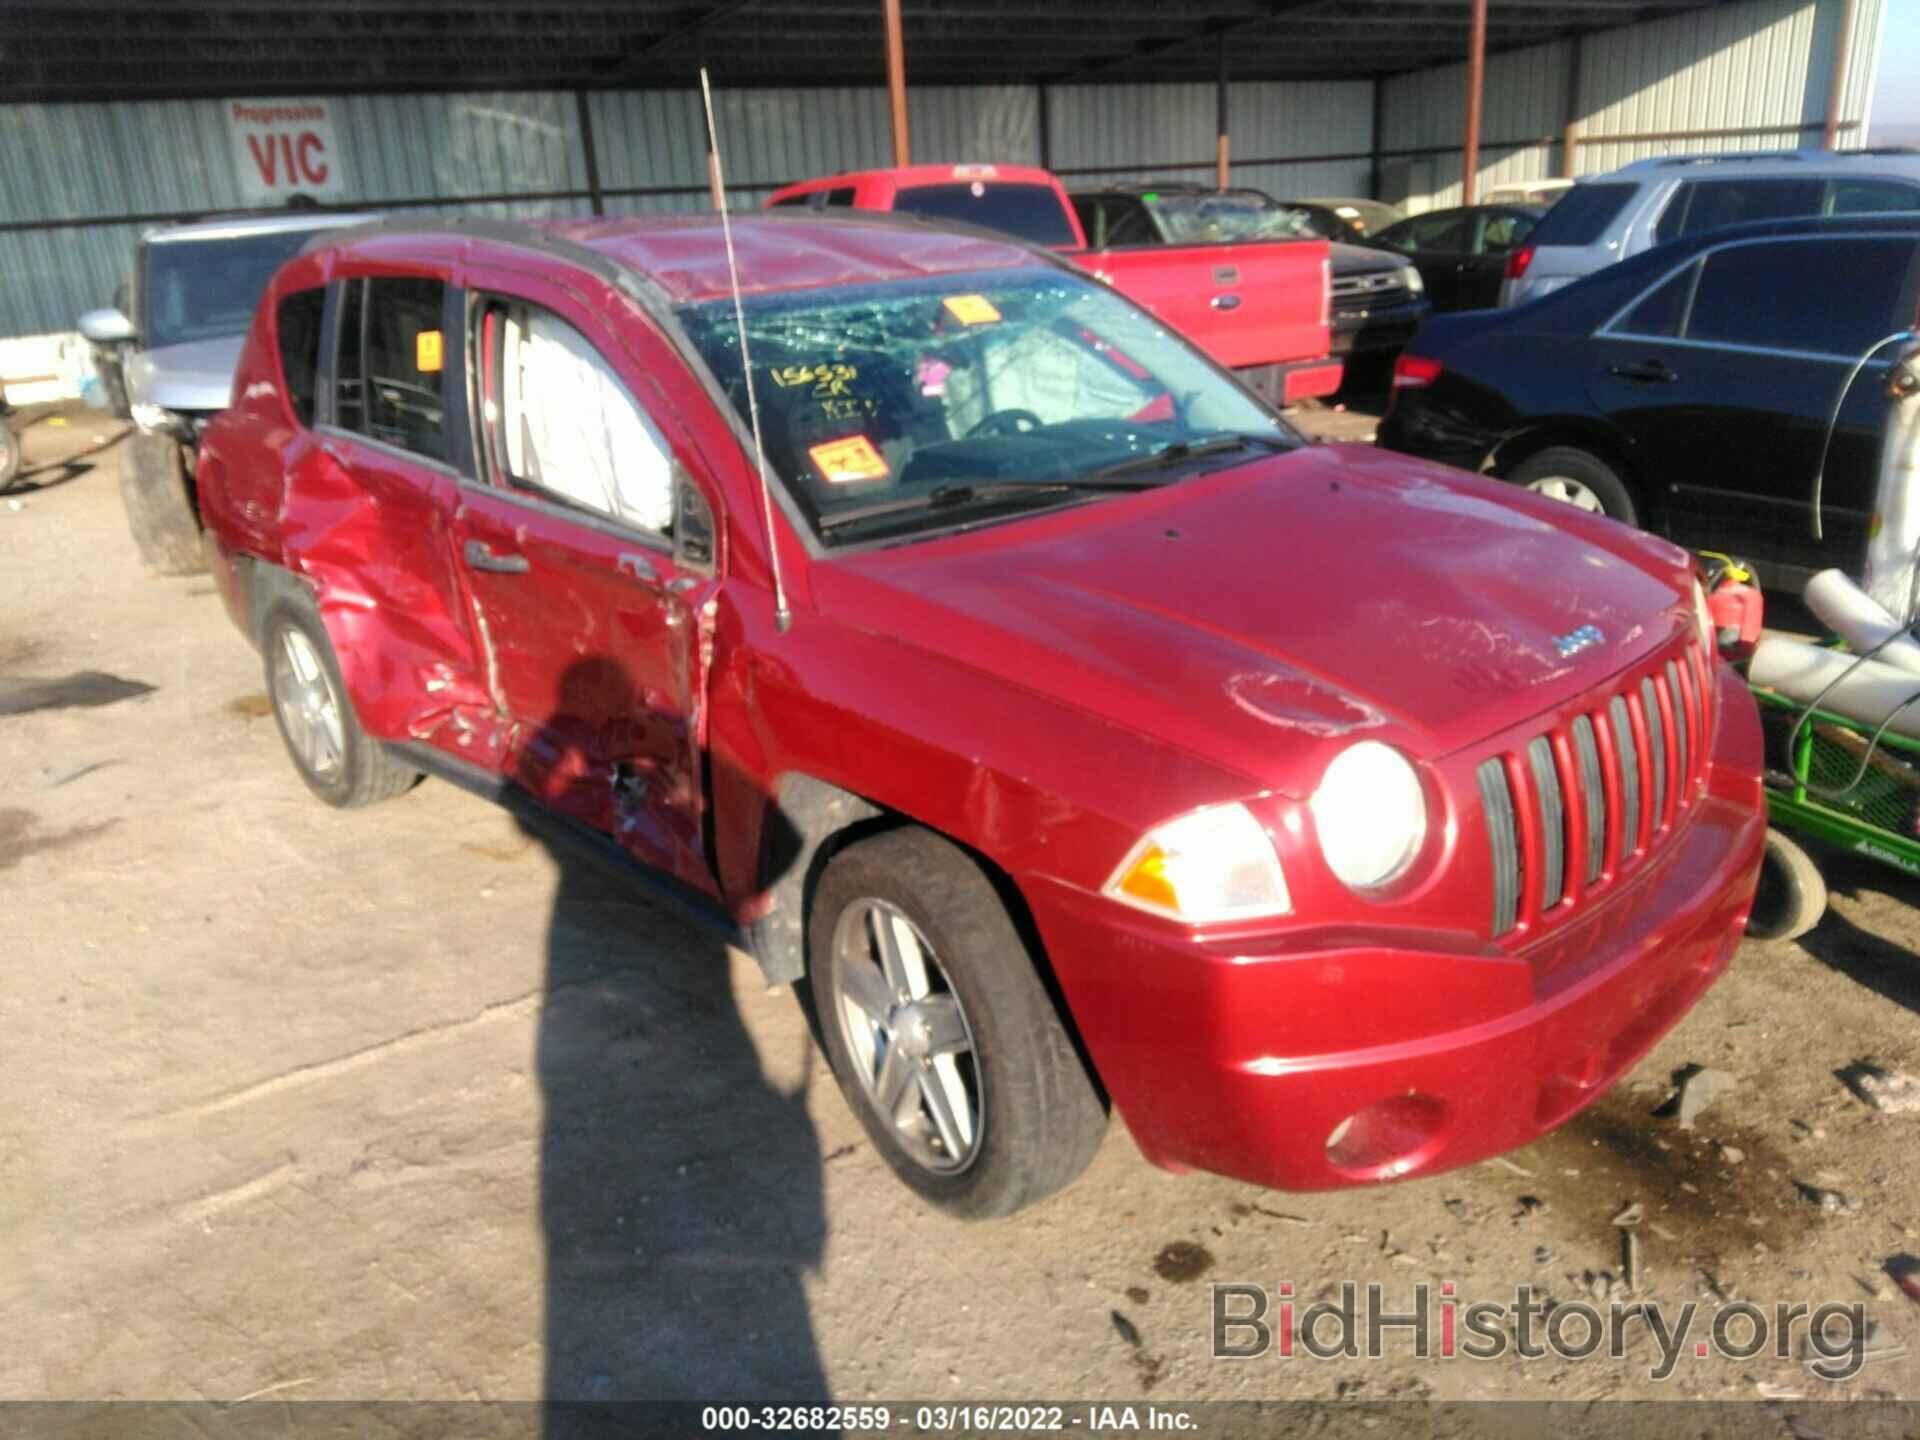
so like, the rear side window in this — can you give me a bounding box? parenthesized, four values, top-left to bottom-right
(1393, 213, 1472, 253)
(1685, 238, 1915, 357)
(332, 276, 448, 461)
(275, 287, 326, 427)
(1612, 263, 1697, 338)
(1829, 179, 1920, 215)
(890, 183, 1077, 247)
(1527, 182, 1636, 247)
(1478, 212, 1535, 255)
(772, 187, 855, 210)
(1656, 178, 1826, 242)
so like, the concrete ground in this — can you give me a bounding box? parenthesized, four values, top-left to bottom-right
(2, 405, 1918, 1410)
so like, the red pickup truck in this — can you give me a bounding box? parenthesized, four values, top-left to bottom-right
(767, 163, 1341, 405)
(198, 213, 1763, 1218)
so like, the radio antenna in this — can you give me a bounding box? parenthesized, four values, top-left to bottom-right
(701, 66, 791, 633)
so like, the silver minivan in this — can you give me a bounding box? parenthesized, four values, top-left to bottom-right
(1499, 149, 1920, 306)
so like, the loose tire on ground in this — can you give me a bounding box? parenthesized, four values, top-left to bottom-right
(262, 600, 420, 809)
(1508, 445, 1638, 527)
(1746, 827, 1828, 942)
(810, 826, 1107, 1218)
(121, 431, 206, 575)
(0, 418, 21, 494)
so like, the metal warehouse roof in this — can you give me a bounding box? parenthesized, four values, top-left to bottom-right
(7, 0, 1741, 99)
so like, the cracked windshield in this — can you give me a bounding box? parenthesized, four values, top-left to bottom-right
(678, 266, 1296, 545)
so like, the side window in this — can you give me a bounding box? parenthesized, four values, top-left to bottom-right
(1612, 262, 1697, 338)
(362, 278, 448, 461)
(1071, 196, 1107, 246)
(275, 287, 326, 427)
(1685, 239, 1915, 356)
(1102, 201, 1154, 247)
(1829, 179, 1920, 215)
(1478, 212, 1533, 255)
(476, 299, 676, 536)
(1675, 178, 1826, 237)
(1398, 214, 1472, 253)
(774, 187, 855, 211)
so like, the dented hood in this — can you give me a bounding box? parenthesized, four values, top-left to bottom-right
(127, 334, 243, 414)
(817, 443, 1694, 797)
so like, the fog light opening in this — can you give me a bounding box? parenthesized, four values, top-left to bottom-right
(1324, 1094, 1449, 1180)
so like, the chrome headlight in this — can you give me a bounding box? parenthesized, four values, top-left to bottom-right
(1312, 742, 1427, 892)
(1105, 801, 1290, 922)
(1401, 265, 1425, 295)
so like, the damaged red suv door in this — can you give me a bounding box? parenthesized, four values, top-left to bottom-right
(450, 259, 719, 891)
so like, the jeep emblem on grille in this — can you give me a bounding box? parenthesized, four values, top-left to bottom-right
(1553, 623, 1605, 658)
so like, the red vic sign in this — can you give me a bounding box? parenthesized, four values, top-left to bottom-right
(228, 100, 346, 204)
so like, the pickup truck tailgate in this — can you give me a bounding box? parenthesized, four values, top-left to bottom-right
(1078, 239, 1330, 372)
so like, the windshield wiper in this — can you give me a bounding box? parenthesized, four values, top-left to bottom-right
(818, 475, 1165, 532)
(1079, 432, 1293, 484)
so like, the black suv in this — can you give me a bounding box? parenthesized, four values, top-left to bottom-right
(1378, 214, 1920, 589)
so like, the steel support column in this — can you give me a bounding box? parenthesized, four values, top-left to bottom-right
(1824, 0, 1859, 150)
(884, 0, 911, 167)
(1216, 32, 1231, 190)
(1462, 0, 1488, 205)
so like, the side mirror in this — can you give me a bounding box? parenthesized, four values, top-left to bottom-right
(78, 307, 135, 344)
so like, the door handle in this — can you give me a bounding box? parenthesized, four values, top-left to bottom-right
(464, 538, 530, 574)
(1210, 293, 1242, 311)
(617, 551, 660, 585)
(1607, 360, 1678, 384)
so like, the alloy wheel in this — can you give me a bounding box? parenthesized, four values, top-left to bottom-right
(271, 627, 346, 784)
(1526, 475, 1607, 514)
(830, 897, 983, 1174)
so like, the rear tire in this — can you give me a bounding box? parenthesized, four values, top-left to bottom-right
(810, 827, 1107, 1218)
(1746, 827, 1828, 942)
(1509, 446, 1638, 527)
(262, 600, 419, 809)
(121, 431, 206, 575)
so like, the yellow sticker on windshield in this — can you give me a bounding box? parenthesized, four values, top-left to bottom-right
(809, 435, 891, 485)
(942, 294, 1002, 326)
(415, 329, 445, 373)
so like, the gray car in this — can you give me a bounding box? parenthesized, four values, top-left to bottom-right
(79, 210, 377, 574)
(1499, 148, 1920, 308)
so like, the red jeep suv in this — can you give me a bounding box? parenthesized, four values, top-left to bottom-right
(197, 213, 1765, 1217)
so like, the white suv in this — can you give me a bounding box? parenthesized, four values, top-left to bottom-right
(1499, 148, 1920, 307)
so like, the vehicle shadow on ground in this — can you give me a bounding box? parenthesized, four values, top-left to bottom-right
(1792, 844, 1920, 1016)
(510, 658, 831, 1432)
(9, 423, 129, 494)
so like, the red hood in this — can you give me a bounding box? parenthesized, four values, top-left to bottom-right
(811, 444, 1694, 798)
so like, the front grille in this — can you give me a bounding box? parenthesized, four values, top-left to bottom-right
(1331, 274, 1411, 313)
(1478, 638, 1712, 939)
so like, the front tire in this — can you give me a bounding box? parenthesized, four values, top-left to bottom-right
(1509, 446, 1638, 526)
(810, 827, 1107, 1218)
(262, 601, 419, 809)
(121, 431, 206, 574)
(1746, 827, 1828, 942)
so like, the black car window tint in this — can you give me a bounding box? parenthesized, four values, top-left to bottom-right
(1685, 238, 1916, 357)
(1395, 214, 1471, 253)
(1612, 262, 1697, 338)
(1829, 179, 1920, 215)
(1678, 178, 1826, 237)
(889, 184, 1078, 247)
(1071, 197, 1106, 245)
(1104, 202, 1154, 247)
(1527, 183, 1635, 247)
(275, 287, 326, 428)
(1654, 184, 1694, 245)
(1479, 212, 1528, 255)
(333, 278, 366, 432)
(361, 277, 448, 461)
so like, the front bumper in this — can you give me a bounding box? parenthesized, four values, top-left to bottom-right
(1331, 299, 1430, 357)
(1024, 674, 1765, 1192)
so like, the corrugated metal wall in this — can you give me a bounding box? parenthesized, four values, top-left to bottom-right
(0, 0, 1887, 342)
(1378, 0, 1883, 213)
